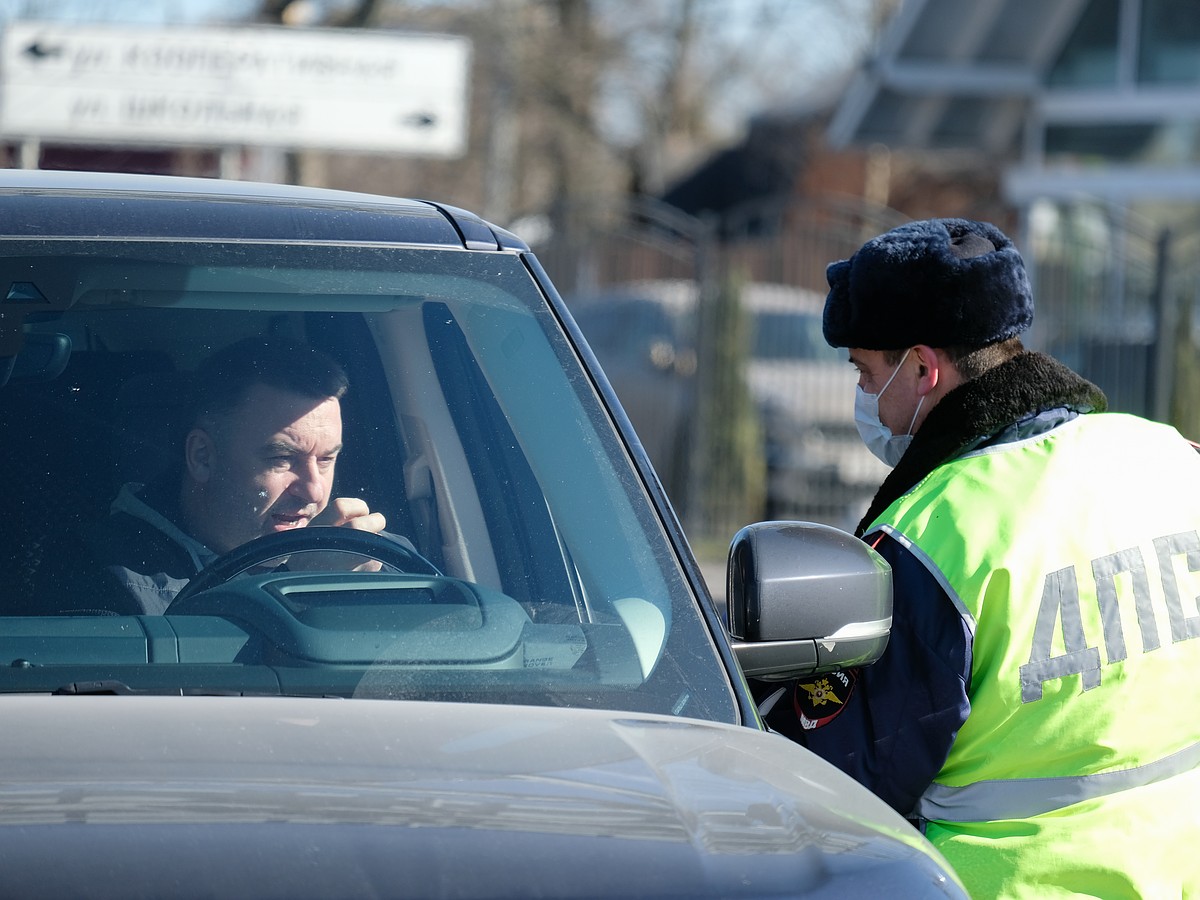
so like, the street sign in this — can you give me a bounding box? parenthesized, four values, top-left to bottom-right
(0, 22, 471, 156)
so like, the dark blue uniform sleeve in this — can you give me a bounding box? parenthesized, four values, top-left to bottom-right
(756, 533, 973, 817)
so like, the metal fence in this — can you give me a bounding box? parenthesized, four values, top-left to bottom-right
(1024, 207, 1200, 436)
(532, 196, 1200, 546)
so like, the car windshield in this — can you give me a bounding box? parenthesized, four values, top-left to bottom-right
(0, 237, 737, 721)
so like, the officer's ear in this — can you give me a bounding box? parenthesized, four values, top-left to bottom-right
(185, 428, 215, 483)
(912, 344, 941, 395)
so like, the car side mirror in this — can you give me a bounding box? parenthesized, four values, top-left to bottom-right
(726, 522, 892, 681)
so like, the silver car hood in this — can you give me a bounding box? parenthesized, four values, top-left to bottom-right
(0, 695, 962, 898)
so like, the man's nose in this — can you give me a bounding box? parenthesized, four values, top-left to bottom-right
(290, 459, 329, 504)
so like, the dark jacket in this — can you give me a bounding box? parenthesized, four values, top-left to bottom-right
(759, 351, 1108, 816)
(37, 477, 215, 616)
(35, 480, 425, 617)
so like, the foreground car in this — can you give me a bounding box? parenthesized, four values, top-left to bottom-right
(0, 170, 964, 897)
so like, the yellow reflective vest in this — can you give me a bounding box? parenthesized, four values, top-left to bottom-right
(867, 413, 1200, 898)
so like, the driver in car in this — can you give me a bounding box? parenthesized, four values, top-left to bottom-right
(43, 335, 390, 615)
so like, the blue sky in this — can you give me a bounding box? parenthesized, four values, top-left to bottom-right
(0, 0, 260, 24)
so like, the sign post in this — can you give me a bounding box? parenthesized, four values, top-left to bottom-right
(0, 22, 471, 157)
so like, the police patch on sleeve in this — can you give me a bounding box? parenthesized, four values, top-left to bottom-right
(793, 669, 857, 730)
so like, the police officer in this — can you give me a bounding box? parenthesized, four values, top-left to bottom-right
(761, 218, 1200, 897)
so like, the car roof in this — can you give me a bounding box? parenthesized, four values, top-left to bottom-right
(0, 168, 527, 251)
(571, 278, 826, 316)
(741, 282, 824, 314)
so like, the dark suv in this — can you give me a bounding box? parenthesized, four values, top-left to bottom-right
(0, 170, 964, 898)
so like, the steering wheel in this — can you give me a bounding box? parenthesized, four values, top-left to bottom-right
(169, 527, 439, 608)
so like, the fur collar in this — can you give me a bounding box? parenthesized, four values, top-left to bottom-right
(855, 351, 1107, 536)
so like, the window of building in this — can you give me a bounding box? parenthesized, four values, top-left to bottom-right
(1138, 0, 1200, 84)
(1048, 0, 1120, 87)
(1046, 121, 1200, 167)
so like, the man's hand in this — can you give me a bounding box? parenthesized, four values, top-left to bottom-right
(296, 498, 388, 572)
(314, 497, 387, 534)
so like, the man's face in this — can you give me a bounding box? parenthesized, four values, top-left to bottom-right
(186, 383, 344, 555)
(849, 347, 922, 436)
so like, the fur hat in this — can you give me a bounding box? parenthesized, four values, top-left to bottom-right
(823, 218, 1033, 350)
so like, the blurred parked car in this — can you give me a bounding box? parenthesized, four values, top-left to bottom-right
(0, 170, 963, 898)
(744, 284, 889, 526)
(569, 288, 698, 500)
(570, 280, 887, 528)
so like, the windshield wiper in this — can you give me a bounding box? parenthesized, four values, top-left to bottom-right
(53, 679, 143, 695)
(51, 679, 287, 696)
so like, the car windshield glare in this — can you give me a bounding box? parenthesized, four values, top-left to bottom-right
(0, 238, 736, 721)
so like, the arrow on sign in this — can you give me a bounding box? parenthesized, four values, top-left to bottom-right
(23, 41, 64, 61)
(400, 112, 438, 129)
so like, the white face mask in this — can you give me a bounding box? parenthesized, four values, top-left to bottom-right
(854, 348, 924, 468)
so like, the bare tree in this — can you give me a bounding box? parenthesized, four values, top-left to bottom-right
(241, 0, 885, 224)
(256, 0, 386, 26)
(598, 0, 882, 196)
